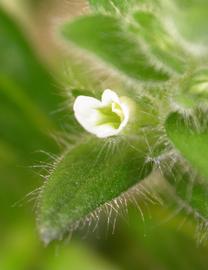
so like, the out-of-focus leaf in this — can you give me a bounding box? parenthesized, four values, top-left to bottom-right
(174, 69, 208, 109)
(121, 206, 208, 270)
(166, 112, 208, 179)
(165, 163, 208, 221)
(0, 74, 56, 158)
(0, 8, 64, 159)
(61, 15, 169, 83)
(88, 0, 161, 13)
(37, 136, 152, 243)
(0, 8, 62, 115)
(42, 241, 120, 270)
(92, 190, 208, 270)
(0, 8, 64, 226)
(88, 0, 135, 13)
(162, 0, 208, 45)
(132, 10, 186, 74)
(0, 221, 120, 270)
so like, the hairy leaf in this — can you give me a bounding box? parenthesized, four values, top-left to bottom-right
(174, 69, 208, 109)
(38, 136, 152, 243)
(162, 0, 208, 45)
(132, 10, 186, 74)
(88, 0, 136, 13)
(61, 15, 169, 83)
(166, 112, 208, 179)
(165, 164, 208, 221)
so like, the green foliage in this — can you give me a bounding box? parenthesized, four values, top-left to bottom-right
(36, 0, 208, 243)
(0, 6, 63, 215)
(164, 0, 208, 45)
(61, 15, 169, 83)
(165, 163, 208, 222)
(132, 10, 187, 73)
(175, 69, 208, 109)
(2, 1, 208, 269)
(88, 0, 135, 13)
(0, 8, 63, 160)
(2, 0, 208, 261)
(164, 109, 208, 227)
(166, 112, 208, 179)
(38, 136, 152, 243)
(123, 206, 208, 270)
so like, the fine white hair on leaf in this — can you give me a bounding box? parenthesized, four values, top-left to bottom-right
(53, 169, 165, 242)
(158, 146, 208, 246)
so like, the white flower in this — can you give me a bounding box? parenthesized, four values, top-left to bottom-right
(73, 89, 129, 138)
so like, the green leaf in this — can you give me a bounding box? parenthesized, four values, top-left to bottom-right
(162, 0, 208, 45)
(37, 136, 152, 243)
(165, 112, 208, 179)
(61, 15, 169, 83)
(88, 0, 136, 13)
(132, 11, 186, 74)
(88, 0, 161, 13)
(0, 8, 64, 223)
(165, 164, 208, 221)
(124, 204, 208, 269)
(174, 69, 208, 109)
(42, 241, 120, 270)
(0, 8, 64, 159)
(0, 8, 62, 117)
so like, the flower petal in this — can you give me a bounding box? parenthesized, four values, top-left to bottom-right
(92, 124, 120, 138)
(73, 95, 102, 134)
(117, 100, 129, 131)
(73, 89, 130, 138)
(102, 89, 120, 105)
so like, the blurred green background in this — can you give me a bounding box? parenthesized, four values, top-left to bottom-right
(1, 1, 208, 269)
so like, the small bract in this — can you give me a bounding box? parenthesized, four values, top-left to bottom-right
(73, 89, 129, 138)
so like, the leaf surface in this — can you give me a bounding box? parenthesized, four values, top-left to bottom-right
(0, 8, 64, 159)
(38, 136, 152, 243)
(165, 164, 208, 221)
(88, 0, 135, 13)
(166, 112, 208, 179)
(132, 10, 186, 74)
(61, 15, 169, 83)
